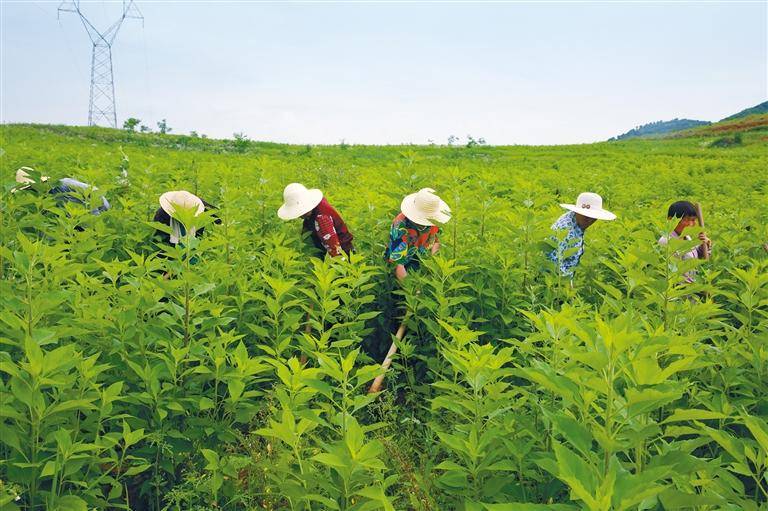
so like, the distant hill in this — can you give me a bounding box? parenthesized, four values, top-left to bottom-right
(720, 100, 768, 122)
(609, 118, 710, 141)
(670, 113, 768, 139)
(609, 101, 768, 141)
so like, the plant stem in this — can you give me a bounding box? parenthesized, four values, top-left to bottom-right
(603, 359, 615, 476)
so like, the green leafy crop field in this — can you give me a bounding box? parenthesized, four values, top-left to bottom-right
(1, 124, 767, 510)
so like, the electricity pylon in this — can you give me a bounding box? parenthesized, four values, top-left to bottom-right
(58, 1, 143, 128)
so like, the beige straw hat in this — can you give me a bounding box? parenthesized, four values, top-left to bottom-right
(277, 183, 323, 220)
(401, 188, 451, 226)
(159, 191, 205, 218)
(560, 192, 616, 221)
(12, 167, 50, 193)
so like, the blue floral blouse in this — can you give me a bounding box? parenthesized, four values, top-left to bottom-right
(547, 211, 585, 278)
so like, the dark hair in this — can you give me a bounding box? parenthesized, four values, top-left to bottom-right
(667, 201, 698, 219)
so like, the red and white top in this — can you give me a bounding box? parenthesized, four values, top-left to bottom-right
(302, 198, 354, 257)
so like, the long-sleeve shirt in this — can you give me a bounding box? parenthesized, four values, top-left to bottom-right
(51, 178, 110, 215)
(302, 198, 354, 258)
(547, 211, 585, 278)
(385, 212, 439, 271)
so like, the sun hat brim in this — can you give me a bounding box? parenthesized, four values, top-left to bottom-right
(277, 188, 323, 220)
(160, 191, 205, 217)
(401, 192, 452, 226)
(560, 203, 616, 221)
(12, 173, 50, 193)
(15, 173, 49, 185)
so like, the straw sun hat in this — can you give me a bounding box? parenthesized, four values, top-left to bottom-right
(159, 190, 205, 218)
(401, 188, 451, 226)
(560, 192, 616, 221)
(13, 167, 50, 190)
(278, 183, 323, 220)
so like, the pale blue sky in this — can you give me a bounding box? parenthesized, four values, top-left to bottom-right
(2, 1, 766, 144)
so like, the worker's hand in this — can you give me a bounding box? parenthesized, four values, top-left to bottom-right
(698, 232, 711, 248)
(431, 242, 440, 255)
(395, 264, 407, 282)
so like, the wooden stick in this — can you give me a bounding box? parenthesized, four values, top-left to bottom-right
(368, 319, 408, 394)
(695, 203, 710, 260)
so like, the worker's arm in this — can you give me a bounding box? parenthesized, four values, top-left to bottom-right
(315, 214, 343, 257)
(697, 232, 712, 259)
(429, 228, 441, 255)
(386, 219, 411, 278)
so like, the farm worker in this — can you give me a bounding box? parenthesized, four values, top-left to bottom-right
(548, 191, 616, 278)
(385, 188, 451, 281)
(153, 190, 217, 247)
(277, 183, 354, 259)
(658, 200, 712, 284)
(14, 167, 111, 215)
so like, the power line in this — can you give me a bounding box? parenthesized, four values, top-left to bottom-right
(57, 0, 143, 128)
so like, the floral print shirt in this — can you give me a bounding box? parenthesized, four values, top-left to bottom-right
(548, 211, 585, 278)
(385, 213, 439, 270)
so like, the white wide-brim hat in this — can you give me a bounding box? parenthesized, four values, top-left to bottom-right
(159, 190, 205, 218)
(560, 191, 616, 221)
(278, 183, 323, 220)
(401, 188, 451, 226)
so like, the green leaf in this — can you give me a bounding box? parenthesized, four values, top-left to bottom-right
(484, 459, 518, 472)
(201, 448, 220, 469)
(658, 489, 724, 509)
(548, 412, 593, 456)
(742, 414, 768, 455)
(479, 504, 579, 511)
(341, 348, 358, 375)
(45, 399, 97, 418)
(54, 495, 88, 511)
(227, 378, 245, 401)
(552, 442, 599, 509)
(662, 409, 729, 423)
(313, 452, 348, 469)
(434, 460, 467, 472)
(40, 460, 57, 477)
(122, 422, 145, 448)
(198, 396, 214, 410)
(625, 387, 681, 417)
(24, 338, 44, 378)
(354, 485, 396, 511)
(698, 424, 745, 462)
(303, 494, 341, 510)
(437, 470, 468, 489)
(124, 463, 152, 476)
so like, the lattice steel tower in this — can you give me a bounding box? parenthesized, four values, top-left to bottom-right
(58, 1, 143, 128)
